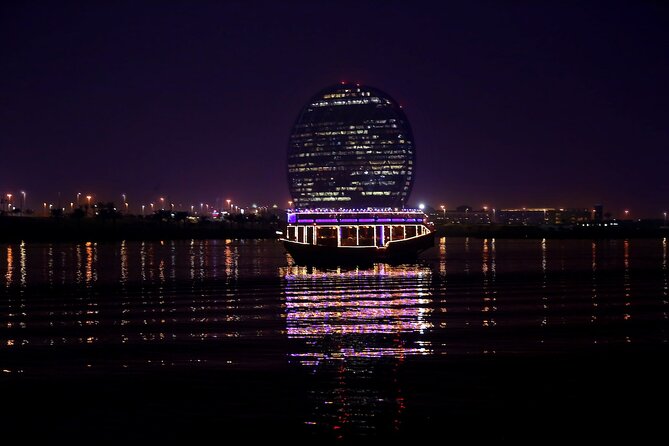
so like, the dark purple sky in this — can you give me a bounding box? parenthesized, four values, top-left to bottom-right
(1, 0, 668, 217)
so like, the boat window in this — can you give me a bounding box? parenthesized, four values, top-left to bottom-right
(317, 226, 337, 247)
(340, 226, 357, 246)
(358, 226, 375, 246)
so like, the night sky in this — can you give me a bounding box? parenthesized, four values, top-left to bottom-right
(2, 0, 668, 217)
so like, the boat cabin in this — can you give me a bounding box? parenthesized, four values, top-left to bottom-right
(285, 209, 432, 248)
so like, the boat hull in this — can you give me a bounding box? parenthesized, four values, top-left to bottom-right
(283, 232, 435, 265)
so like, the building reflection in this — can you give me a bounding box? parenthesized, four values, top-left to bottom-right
(5, 245, 13, 287)
(280, 262, 433, 438)
(623, 239, 631, 324)
(591, 241, 598, 329)
(47, 244, 54, 285)
(541, 238, 549, 327)
(663, 238, 667, 320)
(481, 238, 496, 328)
(438, 236, 446, 277)
(85, 241, 97, 286)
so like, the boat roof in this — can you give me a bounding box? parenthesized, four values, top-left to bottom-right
(287, 209, 427, 225)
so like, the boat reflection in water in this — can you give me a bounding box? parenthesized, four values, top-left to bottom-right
(280, 261, 433, 438)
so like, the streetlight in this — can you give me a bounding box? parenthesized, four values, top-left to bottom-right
(150, 203, 154, 212)
(664, 212, 667, 226)
(20, 191, 26, 213)
(440, 205, 445, 218)
(288, 201, 293, 209)
(624, 209, 630, 219)
(76, 193, 81, 206)
(226, 199, 231, 211)
(6, 194, 12, 212)
(418, 203, 425, 211)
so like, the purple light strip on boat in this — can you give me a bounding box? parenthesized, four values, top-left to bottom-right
(315, 219, 338, 223)
(358, 219, 375, 223)
(340, 219, 357, 223)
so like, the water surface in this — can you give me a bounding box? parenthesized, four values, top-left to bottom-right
(1, 238, 667, 439)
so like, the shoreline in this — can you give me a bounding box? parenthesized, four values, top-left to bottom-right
(2, 216, 668, 242)
(436, 223, 669, 239)
(0, 215, 279, 242)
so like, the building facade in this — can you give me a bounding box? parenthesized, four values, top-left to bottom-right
(287, 83, 415, 209)
(496, 208, 593, 225)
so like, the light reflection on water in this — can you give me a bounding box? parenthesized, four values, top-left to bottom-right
(663, 237, 667, 319)
(282, 263, 433, 356)
(0, 238, 668, 436)
(281, 263, 433, 436)
(0, 238, 666, 351)
(4, 246, 12, 287)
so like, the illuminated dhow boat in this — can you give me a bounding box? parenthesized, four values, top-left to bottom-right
(282, 209, 434, 264)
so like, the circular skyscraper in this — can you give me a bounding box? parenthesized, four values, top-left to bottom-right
(288, 83, 415, 209)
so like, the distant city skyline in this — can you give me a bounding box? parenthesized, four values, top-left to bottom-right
(1, 1, 667, 217)
(0, 187, 658, 222)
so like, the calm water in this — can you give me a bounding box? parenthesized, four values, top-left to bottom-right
(1, 238, 668, 439)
